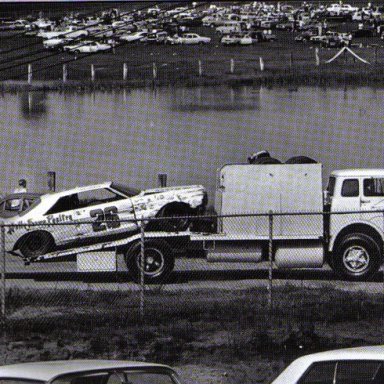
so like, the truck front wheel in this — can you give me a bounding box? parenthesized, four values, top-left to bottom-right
(333, 234, 381, 281)
(125, 240, 175, 284)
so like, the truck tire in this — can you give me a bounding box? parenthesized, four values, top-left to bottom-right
(332, 233, 381, 281)
(19, 231, 54, 259)
(125, 239, 175, 284)
(285, 156, 317, 164)
(251, 157, 281, 164)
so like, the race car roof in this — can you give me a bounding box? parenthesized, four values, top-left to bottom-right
(0, 360, 174, 381)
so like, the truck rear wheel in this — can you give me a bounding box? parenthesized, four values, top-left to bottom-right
(333, 234, 381, 281)
(125, 239, 175, 284)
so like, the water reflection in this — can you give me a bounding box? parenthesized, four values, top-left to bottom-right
(20, 91, 47, 119)
(0, 85, 383, 199)
(170, 86, 261, 112)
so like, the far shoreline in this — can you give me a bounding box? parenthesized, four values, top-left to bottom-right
(2, 70, 384, 92)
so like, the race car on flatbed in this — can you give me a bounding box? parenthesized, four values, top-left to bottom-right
(2, 182, 207, 259)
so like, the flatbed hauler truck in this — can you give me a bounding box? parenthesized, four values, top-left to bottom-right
(29, 164, 384, 283)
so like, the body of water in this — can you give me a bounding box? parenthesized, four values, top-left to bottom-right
(1, 86, 383, 204)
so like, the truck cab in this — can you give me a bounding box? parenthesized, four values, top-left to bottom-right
(326, 170, 384, 279)
(210, 164, 384, 281)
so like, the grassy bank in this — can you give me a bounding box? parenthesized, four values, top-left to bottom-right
(1, 284, 383, 383)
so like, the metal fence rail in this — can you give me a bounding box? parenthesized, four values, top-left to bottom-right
(0, 210, 383, 366)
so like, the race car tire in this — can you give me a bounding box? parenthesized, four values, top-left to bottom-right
(332, 233, 381, 281)
(126, 239, 175, 284)
(19, 231, 54, 259)
(147, 203, 194, 232)
(285, 156, 318, 164)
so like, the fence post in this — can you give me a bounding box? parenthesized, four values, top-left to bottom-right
(259, 57, 265, 72)
(27, 64, 32, 84)
(152, 62, 157, 80)
(230, 58, 235, 74)
(1, 225, 6, 324)
(62, 64, 67, 83)
(315, 47, 320, 66)
(268, 211, 273, 312)
(123, 63, 128, 81)
(198, 60, 203, 77)
(140, 220, 145, 321)
(91, 64, 95, 82)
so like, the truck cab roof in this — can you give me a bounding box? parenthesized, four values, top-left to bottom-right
(331, 169, 384, 178)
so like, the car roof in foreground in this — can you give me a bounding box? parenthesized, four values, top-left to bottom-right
(0, 360, 173, 382)
(272, 345, 384, 384)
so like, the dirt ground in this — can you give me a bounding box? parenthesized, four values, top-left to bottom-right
(0, 284, 383, 383)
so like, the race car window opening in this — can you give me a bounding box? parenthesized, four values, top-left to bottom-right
(18, 197, 42, 216)
(111, 183, 141, 197)
(45, 194, 80, 215)
(77, 189, 125, 207)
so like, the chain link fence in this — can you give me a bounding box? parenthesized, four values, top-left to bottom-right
(0, 210, 383, 372)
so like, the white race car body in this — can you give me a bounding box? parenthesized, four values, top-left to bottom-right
(3, 182, 206, 259)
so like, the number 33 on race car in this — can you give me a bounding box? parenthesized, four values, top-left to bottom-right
(90, 206, 121, 232)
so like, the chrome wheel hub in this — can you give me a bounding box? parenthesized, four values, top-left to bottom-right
(343, 246, 369, 273)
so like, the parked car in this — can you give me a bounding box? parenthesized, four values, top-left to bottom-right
(352, 28, 374, 38)
(271, 345, 384, 383)
(295, 30, 319, 42)
(249, 30, 277, 42)
(216, 21, 242, 35)
(43, 37, 74, 50)
(0, 360, 183, 384)
(64, 41, 112, 53)
(327, 3, 358, 15)
(38, 26, 89, 40)
(220, 33, 243, 45)
(143, 31, 168, 44)
(119, 31, 147, 43)
(321, 35, 348, 48)
(168, 33, 211, 44)
(310, 31, 340, 43)
(3, 182, 206, 259)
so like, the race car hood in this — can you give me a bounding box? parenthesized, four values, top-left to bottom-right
(140, 185, 205, 196)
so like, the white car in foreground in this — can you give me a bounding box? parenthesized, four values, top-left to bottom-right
(64, 41, 112, 53)
(3, 182, 206, 260)
(0, 360, 182, 384)
(272, 345, 384, 383)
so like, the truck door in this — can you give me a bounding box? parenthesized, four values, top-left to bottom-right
(337, 178, 361, 211)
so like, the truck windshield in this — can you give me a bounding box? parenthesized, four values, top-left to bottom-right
(327, 176, 336, 197)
